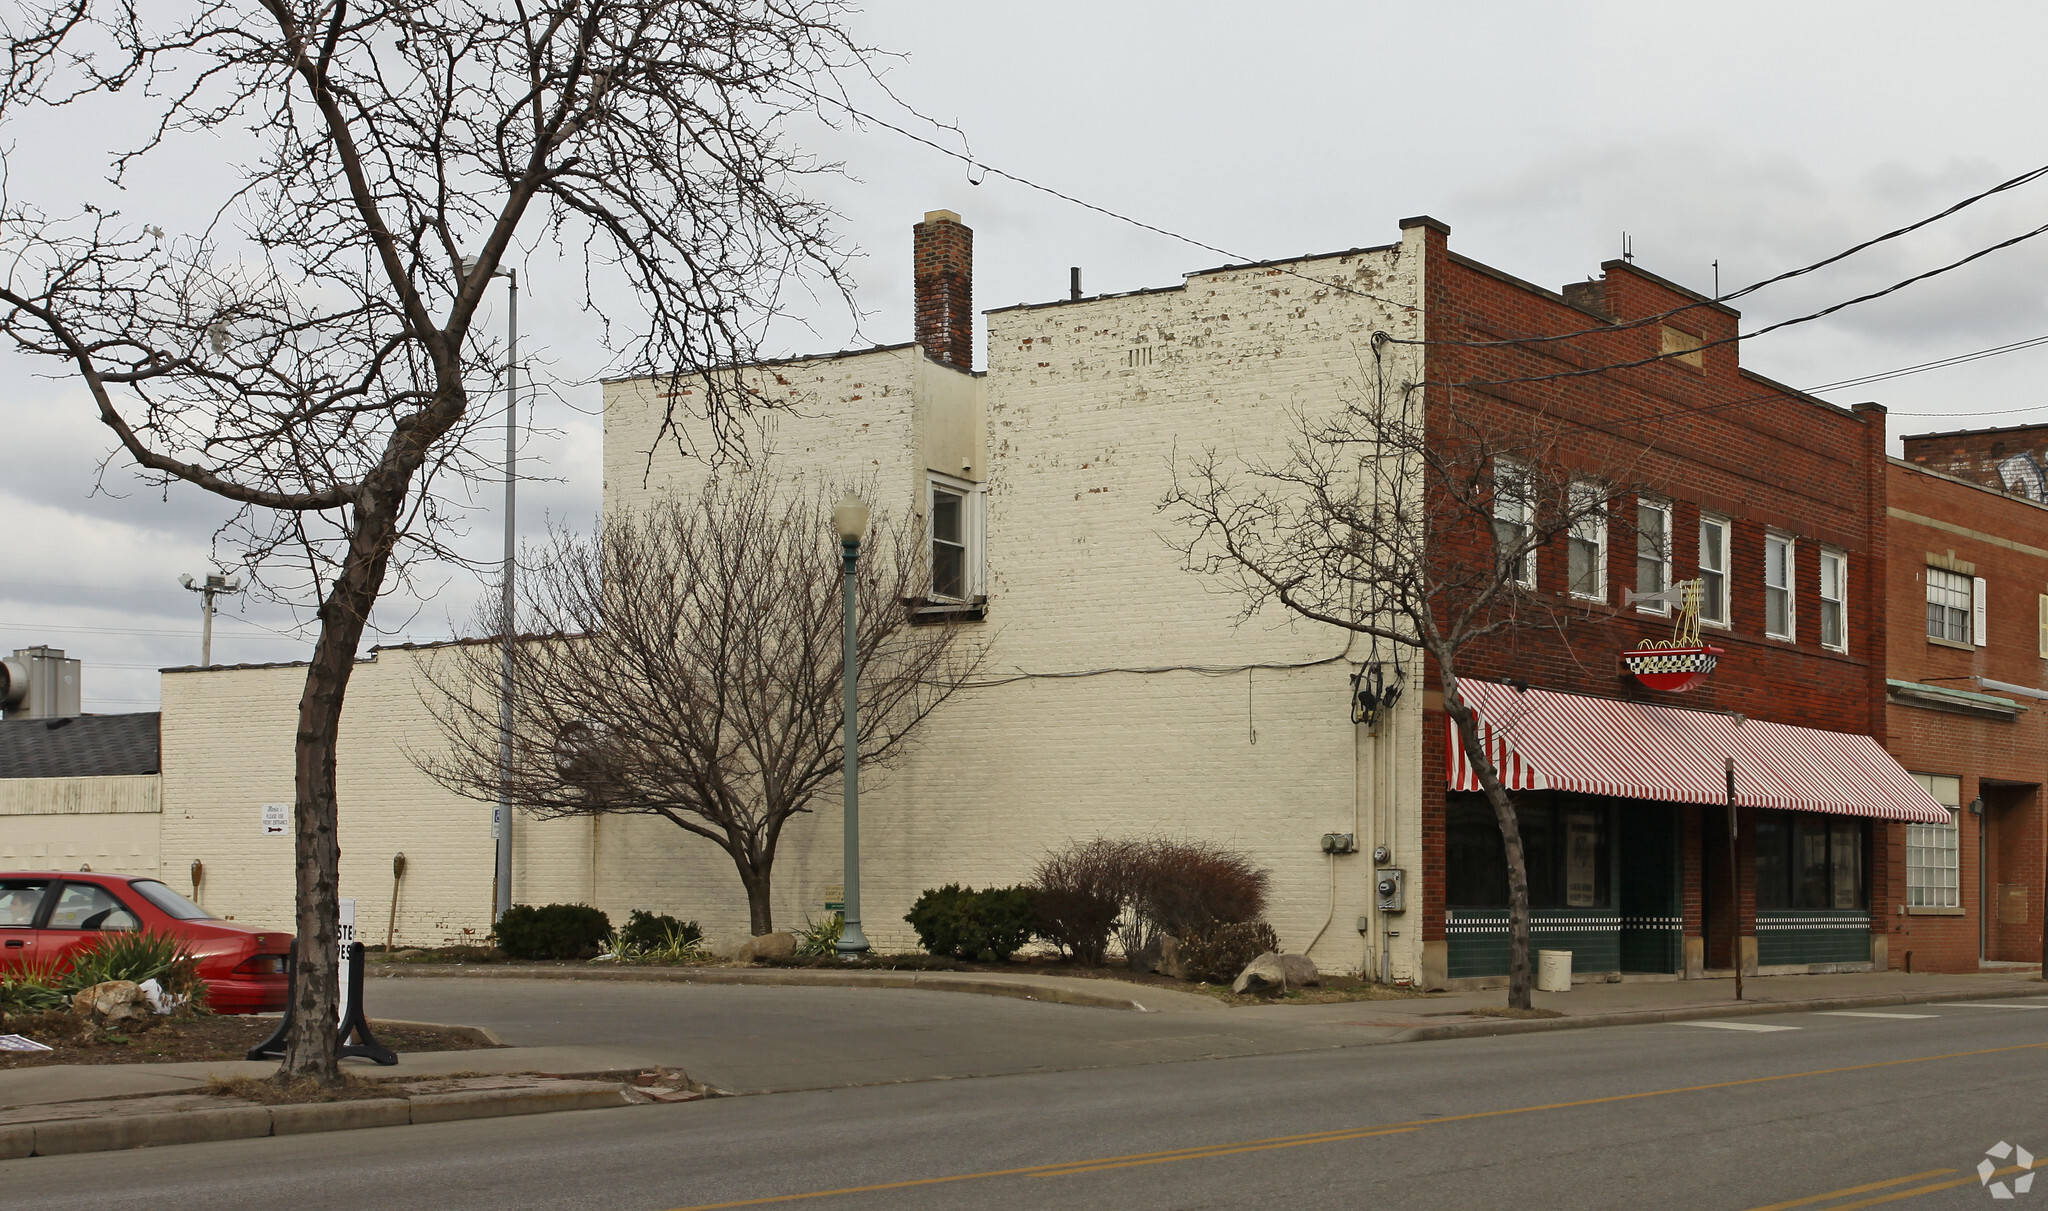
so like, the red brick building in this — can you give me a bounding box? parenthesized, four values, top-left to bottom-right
(1882, 434, 2048, 973)
(1403, 218, 1946, 987)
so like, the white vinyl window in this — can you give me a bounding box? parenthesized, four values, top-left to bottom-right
(1907, 773, 1961, 909)
(1819, 548, 1847, 652)
(1635, 498, 1672, 613)
(1698, 515, 1731, 627)
(1492, 458, 1535, 588)
(1764, 532, 1795, 640)
(1567, 480, 1606, 600)
(926, 473, 985, 602)
(1926, 567, 1972, 644)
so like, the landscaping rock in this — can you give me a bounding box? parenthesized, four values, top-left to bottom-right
(1278, 953, 1321, 988)
(1231, 952, 1288, 996)
(71, 981, 155, 1030)
(1157, 935, 1190, 981)
(736, 932, 796, 963)
(1125, 937, 1161, 975)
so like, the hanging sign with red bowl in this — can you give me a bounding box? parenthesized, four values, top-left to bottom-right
(1619, 643, 1724, 692)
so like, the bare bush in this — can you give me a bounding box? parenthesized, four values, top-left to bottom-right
(1031, 837, 1270, 967)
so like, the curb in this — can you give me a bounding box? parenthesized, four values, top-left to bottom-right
(8, 1081, 634, 1160)
(1388, 983, 2047, 1042)
(375, 963, 1162, 1012)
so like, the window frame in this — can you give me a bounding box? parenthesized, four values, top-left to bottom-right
(1698, 514, 1732, 629)
(925, 471, 986, 604)
(1566, 479, 1607, 601)
(1819, 547, 1848, 653)
(1635, 497, 1673, 614)
(1925, 565, 1973, 646)
(1491, 457, 1536, 589)
(1906, 774, 1962, 911)
(1763, 531, 1796, 641)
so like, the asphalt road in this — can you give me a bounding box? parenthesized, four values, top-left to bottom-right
(7, 992, 2048, 1209)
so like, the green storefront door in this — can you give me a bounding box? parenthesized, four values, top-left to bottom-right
(1618, 802, 1680, 973)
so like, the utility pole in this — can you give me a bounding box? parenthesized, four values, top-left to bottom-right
(178, 573, 243, 667)
(463, 254, 520, 921)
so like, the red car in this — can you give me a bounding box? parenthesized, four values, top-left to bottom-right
(0, 872, 292, 1014)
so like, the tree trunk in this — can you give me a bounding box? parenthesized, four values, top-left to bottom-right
(737, 861, 774, 936)
(1441, 675, 1536, 1011)
(281, 512, 396, 1083)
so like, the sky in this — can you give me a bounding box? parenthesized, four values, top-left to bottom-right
(6, 0, 2048, 713)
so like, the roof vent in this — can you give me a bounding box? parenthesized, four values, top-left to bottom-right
(2, 646, 83, 720)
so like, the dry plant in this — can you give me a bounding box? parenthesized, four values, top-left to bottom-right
(419, 477, 981, 935)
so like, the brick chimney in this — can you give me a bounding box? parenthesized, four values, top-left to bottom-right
(914, 210, 973, 370)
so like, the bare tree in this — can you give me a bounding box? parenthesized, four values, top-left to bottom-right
(419, 477, 980, 937)
(1167, 343, 1647, 1009)
(0, 0, 870, 1081)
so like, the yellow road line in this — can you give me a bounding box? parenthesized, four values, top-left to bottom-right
(1028, 1128, 1419, 1177)
(1743, 1169, 1956, 1210)
(669, 1040, 2048, 1211)
(1790, 1160, 2042, 1211)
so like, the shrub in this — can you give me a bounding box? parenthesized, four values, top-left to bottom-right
(60, 931, 207, 1005)
(1176, 920, 1281, 984)
(1132, 840, 1269, 938)
(1029, 839, 1143, 965)
(0, 955, 65, 1014)
(616, 910, 702, 955)
(794, 912, 844, 957)
(904, 884, 1036, 962)
(493, 903, 613, 960)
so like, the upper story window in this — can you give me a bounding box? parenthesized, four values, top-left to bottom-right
(927, 473, 985, 603)
(1567, 480, 1606, 600)
(1698, 515, 1731, 627)
(1764, 532, 1795, 640)
(1926, 566, 1972, 645)
(1635, 498, 1671, 612)
(1819, 548, 1848, 653)
(1491, 458, 1535, 588)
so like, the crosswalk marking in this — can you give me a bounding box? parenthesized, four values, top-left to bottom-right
(1813, 1011, 1938, 1019)
(1678, 1020, 1802, 1032)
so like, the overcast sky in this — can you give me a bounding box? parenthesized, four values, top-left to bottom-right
(7, 1, 2048, 713)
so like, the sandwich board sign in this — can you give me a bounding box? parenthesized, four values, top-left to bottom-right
(336, 898, 356, 1025)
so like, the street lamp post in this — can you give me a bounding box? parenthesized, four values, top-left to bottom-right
(462, 254, 519, 922)
(832, 492, 871, 957)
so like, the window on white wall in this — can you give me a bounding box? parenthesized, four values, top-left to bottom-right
(1907, 773, 1961, 910)
(927, 473, 984, 602)
(1699, 515, 1731, 627)
(1819, 548, 1847, 652)
(1492, 458, 1535, 588)
(1567, 480, 1606, 600)
(1636, 498, 1671, 612)
(1764, 532, 1795, 640)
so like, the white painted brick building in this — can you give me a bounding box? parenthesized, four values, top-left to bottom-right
(137, 211, 1437, 980)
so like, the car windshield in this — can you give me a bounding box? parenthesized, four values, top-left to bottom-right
(127, 879, 215, 921)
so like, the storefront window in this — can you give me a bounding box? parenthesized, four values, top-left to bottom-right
(1446, 794, 1612, 909)
(1753, 810, 1867, 910)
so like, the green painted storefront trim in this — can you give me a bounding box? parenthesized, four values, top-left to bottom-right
(1756, 908, 1871, 965)
(1445, 908, 1626, 980)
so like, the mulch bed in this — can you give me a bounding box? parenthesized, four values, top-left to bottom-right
(0, 1010, 494, 1069)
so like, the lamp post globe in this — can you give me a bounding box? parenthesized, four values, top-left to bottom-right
(835, 492, 871, 957)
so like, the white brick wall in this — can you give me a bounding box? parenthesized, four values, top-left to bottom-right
(153, 225, 1435, 978)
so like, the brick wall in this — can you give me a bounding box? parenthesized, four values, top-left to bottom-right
(1900, 423, 2048, 501)
(1881, 459, 2048, 972)
(914, 210, 974, 371)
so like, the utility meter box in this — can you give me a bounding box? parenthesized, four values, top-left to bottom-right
(1376, 868, 1406, 914)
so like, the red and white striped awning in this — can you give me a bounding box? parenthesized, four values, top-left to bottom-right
(1444, 680, 1950, 823)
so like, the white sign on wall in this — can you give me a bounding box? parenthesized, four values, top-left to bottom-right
(261, 803, 289, 836)
(337, 898, 357, 1026)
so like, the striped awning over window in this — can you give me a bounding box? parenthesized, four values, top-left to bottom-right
(1444, 680, 1950, 823)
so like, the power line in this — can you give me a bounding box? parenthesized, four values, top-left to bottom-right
(0, 620, 309, 641)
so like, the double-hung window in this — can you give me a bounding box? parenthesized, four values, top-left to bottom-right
(1698, 515, 1731, 627)
(1635, 498, 1671, 612)
(1567, 480, 1606, 600)
(1819, 548, 1848, 652)
(926, 473, 985, 602)
(1764, 532, 1795, 640)
(1907, 774, 1962, 910)
(1492, 458, 1535, 588)
(1926, 566, 1972, 644)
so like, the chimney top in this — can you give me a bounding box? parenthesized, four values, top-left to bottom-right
(924, 209, 962, 225)
(913, 210, 974, 371)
